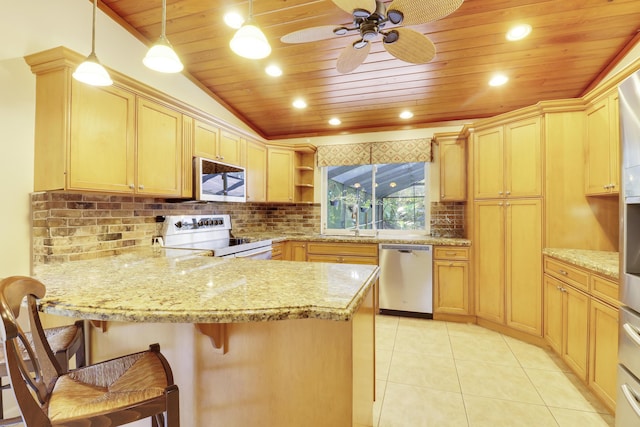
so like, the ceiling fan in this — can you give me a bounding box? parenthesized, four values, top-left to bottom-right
(280, 0, 464, 73)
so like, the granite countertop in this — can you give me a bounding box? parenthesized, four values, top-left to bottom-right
(234, 232, 471, 247)
(33, 247, 379, 324)
(542, 248, 619, 280)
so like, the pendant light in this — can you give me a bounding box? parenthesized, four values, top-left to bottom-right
(73, 0, 113, 86)
(230, 0, 271, 60)
(143, 0, 184, 73)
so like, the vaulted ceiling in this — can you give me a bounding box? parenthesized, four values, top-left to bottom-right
(99, 0, 640, 140)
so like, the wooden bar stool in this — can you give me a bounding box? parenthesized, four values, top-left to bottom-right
(0, 320, 85, 425)
(0, 276, 180, 426)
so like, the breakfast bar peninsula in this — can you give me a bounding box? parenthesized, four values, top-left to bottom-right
(34, 248, 378, 427)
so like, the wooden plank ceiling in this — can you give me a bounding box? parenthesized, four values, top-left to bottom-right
(99, 0, 640, 140)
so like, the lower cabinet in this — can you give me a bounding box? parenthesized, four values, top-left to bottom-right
(589, 298, 619, 412)
(433, 247, 470, 316)
(544, 274, 590, 380)
(271, 242, 283, 260)
(286, 241, 308, 261)
(543, 255, 619, 413)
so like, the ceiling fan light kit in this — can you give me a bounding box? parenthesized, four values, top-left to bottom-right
(143, 0, 183, 73)
(73, 0, 113, 86)
(281, 0, 464, 73)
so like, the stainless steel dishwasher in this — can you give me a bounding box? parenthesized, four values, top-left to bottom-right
(378, 244, 433, 318)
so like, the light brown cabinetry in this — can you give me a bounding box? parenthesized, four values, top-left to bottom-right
(285, 241, 308, 261)
(267, 145, 316, 203)
(306, 242, 378, 264)
(589, 298, 618, 412)
(245, 139, 267, 202)
(474, 117, 542, 199)
(267, 147, 295, 203)
(136, 98, 183, 196)
(66, 81, 136, 193)
(434, 132, 466, 201)
(544, 273, 590, 379)
(271, 242, 283, 260)
(433, 247, 470, 316)
(543, 255, 619, 412)
(585, 91, 620, 195)
(193, 121, 242, 166)
(474, 199, 542, 336)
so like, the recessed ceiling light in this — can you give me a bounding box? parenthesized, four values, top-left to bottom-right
(389, 182, 397, 188)
(489, 74, 509, 87)
(506, 24, 532, 41)
(224, 11, 245, 29)
(292, 98, 307, 109)
(265, 64, 282, 77)
(399, 111, 414, 119)
(328, 118, 341, 126)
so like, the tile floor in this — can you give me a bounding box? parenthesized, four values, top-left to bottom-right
(374, 315, 615, 427)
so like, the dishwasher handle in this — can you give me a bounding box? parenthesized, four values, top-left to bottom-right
(379, 244, 432, 252)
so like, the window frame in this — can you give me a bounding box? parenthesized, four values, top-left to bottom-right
(320, 163, 431, 236)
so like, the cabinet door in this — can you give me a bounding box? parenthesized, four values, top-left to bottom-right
(504, 117, 542, 198)
(267, 148, 294, 202)
(544, 275, 564, 354)
(440, 138, 466, 201)
(246, 140, 267, 202)
(585, 96, 616, 195)
(505, 199, 542, 336)
(136, 98, 182, 196)
(193, 119, 219, 160)
(589, 298, 618, 412)
(474, 127, 504, 199)
(69, 82, 135, 193)
(287, 241, 308, 261)
(219, 130, 242, 166)
(563, 285, 590, 380)
(474, 201, 505, 323)
(434, 260, 469, 315)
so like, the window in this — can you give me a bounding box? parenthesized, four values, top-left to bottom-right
(322, 162, 429, 235)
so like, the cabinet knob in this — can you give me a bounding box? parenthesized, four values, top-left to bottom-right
(129, 184, 135, 190)
(139, 184, 144, 190)
(498, 191, 503, 195)
(506, 190, 511, 195)
(558, 269, 568, 275)
(441, 194, 445, 199)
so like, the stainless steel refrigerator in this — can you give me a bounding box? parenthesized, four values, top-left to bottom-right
(618, 69, 640, 426)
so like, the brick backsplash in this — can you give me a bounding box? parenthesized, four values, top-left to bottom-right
(32, 192, 464, 264)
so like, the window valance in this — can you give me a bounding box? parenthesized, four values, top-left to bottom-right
(317, 138, 432, 167)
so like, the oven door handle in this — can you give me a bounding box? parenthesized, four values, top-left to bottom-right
(623, 323, 640, 348)
(235, 247, 273, 258)
(622, 383, 640, 417)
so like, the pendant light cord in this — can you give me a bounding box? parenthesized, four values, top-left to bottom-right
(91, 0, 97, 54)
(161, 0, 167, 37)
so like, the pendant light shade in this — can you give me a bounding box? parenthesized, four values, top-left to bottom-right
(144, 0, 183, 73)
(73, 0, 113, 86)
(230, 0, 271, 59)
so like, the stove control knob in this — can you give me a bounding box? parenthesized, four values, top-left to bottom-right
(175, 221, 183, 229)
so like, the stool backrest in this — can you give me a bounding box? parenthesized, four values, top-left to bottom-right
(0, 276, 63, 426)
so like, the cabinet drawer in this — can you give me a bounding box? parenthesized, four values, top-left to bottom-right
(434, 247, 469, 260)
(544, 257, 589, 292)
(590, 275, 619, 307)
(306, 242, 378, 257)
(307, 254, 378, 265)
(271, 243, 283, 257)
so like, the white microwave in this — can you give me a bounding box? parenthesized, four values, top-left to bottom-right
(194, 157, 246, 202)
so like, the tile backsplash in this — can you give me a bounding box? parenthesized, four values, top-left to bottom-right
(32, 192, 465, 264)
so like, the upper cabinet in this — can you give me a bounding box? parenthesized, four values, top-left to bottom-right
(267, 144, 316, 203)
(585, 90, 620, 196)
(434, 132, 467, 202)
(474, 116, 542, 199)
(193, 120, 243, 166)
(246, 139, 267, 203)
(136, 98, 183, 196)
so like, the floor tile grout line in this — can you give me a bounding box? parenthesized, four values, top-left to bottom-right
(446, 321, 472, 427)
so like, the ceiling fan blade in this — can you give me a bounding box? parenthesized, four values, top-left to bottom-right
(383, 28, 436, 64)
(336, 41, 371, 74)
(387, 0, 463, 26)
(331, 0, 376, 15)
(281, 25, 347, 43)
